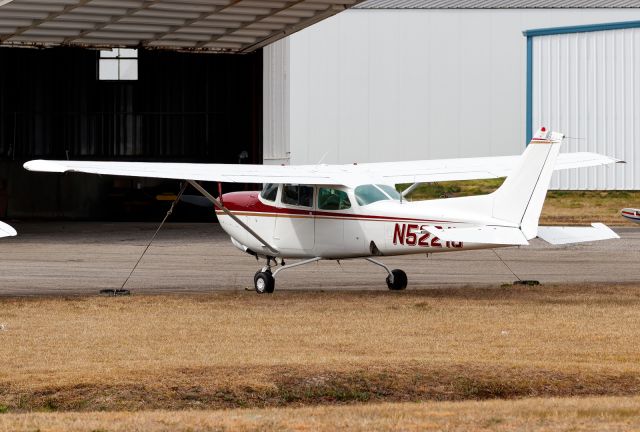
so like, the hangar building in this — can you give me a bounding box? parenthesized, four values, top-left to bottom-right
(264, 0, 640, 189)
(0, 0, 364, 219)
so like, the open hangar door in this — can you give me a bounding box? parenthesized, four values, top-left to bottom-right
(0, 47, 262, 220)
(527, 20, 640, 190)
(0, 0, 366, 220)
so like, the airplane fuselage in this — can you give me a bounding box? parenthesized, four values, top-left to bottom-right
(621, 208, 640, 224)
(217, 188, 507, 259)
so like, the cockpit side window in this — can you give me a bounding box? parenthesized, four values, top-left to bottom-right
(260, 183, 278, 202)
(318, 188, 351, 210)
(354, 184, 389, 206)
(282, 184, 313, 207)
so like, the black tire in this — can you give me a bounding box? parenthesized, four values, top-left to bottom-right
(254, 271, 275, 294)
(386, 269, 408, 290)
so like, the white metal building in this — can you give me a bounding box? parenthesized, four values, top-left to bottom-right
(264, 0, 640, 189)
(528, 22, 640, 189)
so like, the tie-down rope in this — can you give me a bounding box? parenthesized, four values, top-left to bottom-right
(119, 181, 188, 291)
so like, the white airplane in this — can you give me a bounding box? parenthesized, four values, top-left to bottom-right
(0, 221, 16, 238)
(621, 208, 640, 223)
(24, 127, 621, 293)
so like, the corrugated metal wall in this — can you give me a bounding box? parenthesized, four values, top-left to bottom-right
(533, 29, 640, 190)
(265, 8, 640, 188)
(263, 39, 290, 165)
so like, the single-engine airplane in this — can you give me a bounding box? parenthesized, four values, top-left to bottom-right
(621, 208, 640, 223)
(25, 127, 622, 293)
(0, 221, 16, 238)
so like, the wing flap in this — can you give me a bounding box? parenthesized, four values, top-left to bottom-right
(537, 223, 619, 245)
(421, 225, 529, 246)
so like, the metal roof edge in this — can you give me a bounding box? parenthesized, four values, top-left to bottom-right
(523, 19, 640, 36)
(357, 6, 640, 9)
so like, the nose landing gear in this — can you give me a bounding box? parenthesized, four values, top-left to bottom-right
(254, 270, 275, 294)
(253, 257, 322, 294)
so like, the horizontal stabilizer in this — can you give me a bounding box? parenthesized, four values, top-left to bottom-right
(537, 223, 619, 245)
(421, 225, 529, 246)
(0, 221, 17, 238)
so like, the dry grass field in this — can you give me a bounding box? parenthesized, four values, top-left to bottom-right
(1, 283, 640, 427)
(2, 396, 640, 431)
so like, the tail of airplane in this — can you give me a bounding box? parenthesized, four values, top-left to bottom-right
(490, 127, 563, 239)
(422, 127, 619, 246)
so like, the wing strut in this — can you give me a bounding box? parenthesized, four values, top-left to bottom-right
(401, 182, 422, 198)
(187, 180, 279, 255)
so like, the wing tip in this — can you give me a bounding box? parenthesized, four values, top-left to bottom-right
(23, 160, 67, 173)
(0, 222, 16, 237)
(590, 222, 620, 239)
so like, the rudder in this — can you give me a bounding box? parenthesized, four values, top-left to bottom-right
(490, 127, 564, 239)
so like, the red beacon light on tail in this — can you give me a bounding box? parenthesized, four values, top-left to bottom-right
(532, 126, 550, 141)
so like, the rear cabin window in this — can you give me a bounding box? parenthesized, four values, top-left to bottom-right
(318, 188, 351, 210)
(261, 183, 278, 202)
(282, 184, 313, 207)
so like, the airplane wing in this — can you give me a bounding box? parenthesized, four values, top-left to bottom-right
(359, 152, 622, 185)
(23, 159, 345, 186)
(24, 152, 620, 187)
(0, 221, 17, 238)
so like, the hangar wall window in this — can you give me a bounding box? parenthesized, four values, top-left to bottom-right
(99, 48, 138, 81)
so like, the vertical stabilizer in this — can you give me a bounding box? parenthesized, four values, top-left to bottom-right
(491, 127, 563, 239)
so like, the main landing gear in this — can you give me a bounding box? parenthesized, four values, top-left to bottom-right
(252, 256, 408, 293)
(365, 258, 408, 291)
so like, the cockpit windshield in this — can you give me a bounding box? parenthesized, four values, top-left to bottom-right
(354, 184, 400, 206)
(260, 183, 278, 202)
(376, 184, 401, 200)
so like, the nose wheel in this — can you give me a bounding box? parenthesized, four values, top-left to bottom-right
(254, 270, 275, 294)
(252, 257, 322, 294)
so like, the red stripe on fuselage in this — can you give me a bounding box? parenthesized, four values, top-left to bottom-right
(218, 191, 454, 223)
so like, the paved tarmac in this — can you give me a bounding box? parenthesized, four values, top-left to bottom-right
(0, 222, 638, 296)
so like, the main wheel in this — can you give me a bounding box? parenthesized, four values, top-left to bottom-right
(386, 269, 408, 290)
(254, 270, 275, 294)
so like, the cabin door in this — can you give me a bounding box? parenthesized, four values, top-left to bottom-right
(273, 184, 315, 251)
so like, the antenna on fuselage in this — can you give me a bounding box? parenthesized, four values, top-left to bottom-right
(315, 151, 329, 165)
